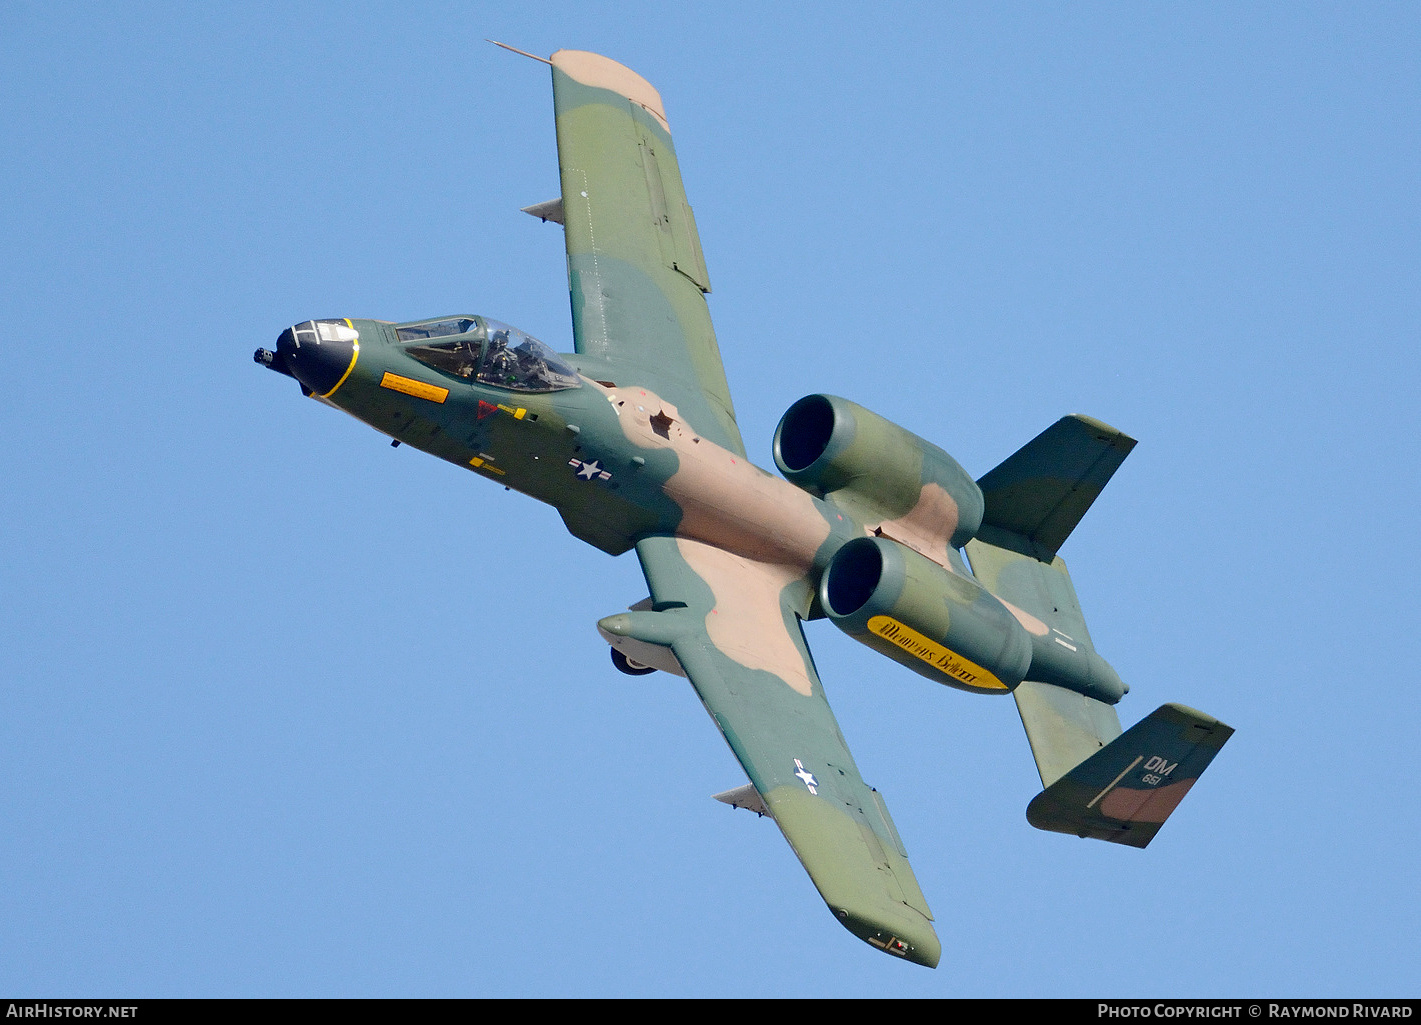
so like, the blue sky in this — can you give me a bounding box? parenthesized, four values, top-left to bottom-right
(3, 2, 1418, 997)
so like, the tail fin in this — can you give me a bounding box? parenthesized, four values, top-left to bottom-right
(975, 414, 1135, 563)
(1026, 704, 1233, 848)
(967, 415, 1232, 846)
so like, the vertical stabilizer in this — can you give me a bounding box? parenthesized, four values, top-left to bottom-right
(975, 415, 1135, 563)
(1026, 704, 1233, 848)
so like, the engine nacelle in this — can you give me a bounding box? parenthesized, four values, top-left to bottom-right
(820, 536, 1032, 695)
(773, 395, 984, 553)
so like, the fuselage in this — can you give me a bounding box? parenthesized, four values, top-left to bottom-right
(261, 315, 862, 581)
(259, 312, 1124, 702)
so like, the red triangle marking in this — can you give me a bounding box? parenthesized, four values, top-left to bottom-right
(477, 400, 499, 419)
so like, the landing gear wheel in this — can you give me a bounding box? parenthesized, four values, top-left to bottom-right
(610, 647, 657, 676)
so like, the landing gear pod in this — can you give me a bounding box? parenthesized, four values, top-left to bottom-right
(820, 536, 1032, 695)
(610, 648, 657, 676)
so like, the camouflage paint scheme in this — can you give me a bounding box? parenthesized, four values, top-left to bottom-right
(257, 50, 1233, 969)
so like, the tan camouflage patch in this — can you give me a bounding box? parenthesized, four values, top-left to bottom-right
(676, 539, 814, 697)
(552, 49, 670, 132)
(867, 483, 960, 565)
(1099, 778, 1196, 824)
(1000, 600, 1050, 637)
(607, 384, 831, 568)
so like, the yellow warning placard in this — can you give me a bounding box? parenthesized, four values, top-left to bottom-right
(468, 455, 506, 476)
(380, 372, 448, 403)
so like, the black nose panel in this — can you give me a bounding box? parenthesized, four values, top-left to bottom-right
(276, 322, 355, 396)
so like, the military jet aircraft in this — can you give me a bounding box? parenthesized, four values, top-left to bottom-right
(256, 47, 1232, 968)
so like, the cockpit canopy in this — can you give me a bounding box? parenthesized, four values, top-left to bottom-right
(394, 318, 478, 342)
(398, 317, 580, 393)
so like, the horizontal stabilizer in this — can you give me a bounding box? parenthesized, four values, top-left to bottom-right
(977, 415, 1136, 563)
(521, 198, 565, 224)
(1026, 703, 1233, 848)
(713, 784, 770, 817)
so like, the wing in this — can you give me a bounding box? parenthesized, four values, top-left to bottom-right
(614, 536, 941, 967)
(549, 50, 745, 456)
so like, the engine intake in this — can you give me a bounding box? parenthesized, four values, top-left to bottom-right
(774, 395, 984, 554)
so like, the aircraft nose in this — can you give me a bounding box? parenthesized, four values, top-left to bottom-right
(275, 320, 359, 397)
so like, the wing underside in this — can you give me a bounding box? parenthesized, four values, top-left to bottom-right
(630, 536, 941, 967)
(549, 50, 744, 456)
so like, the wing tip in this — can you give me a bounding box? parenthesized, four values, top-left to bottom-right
(551, 49, 669, 131)
(838, 907, 941, 968)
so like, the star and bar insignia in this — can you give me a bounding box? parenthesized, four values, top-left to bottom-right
(793, 759, 819, 795)
(568, 457, 612, 482)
